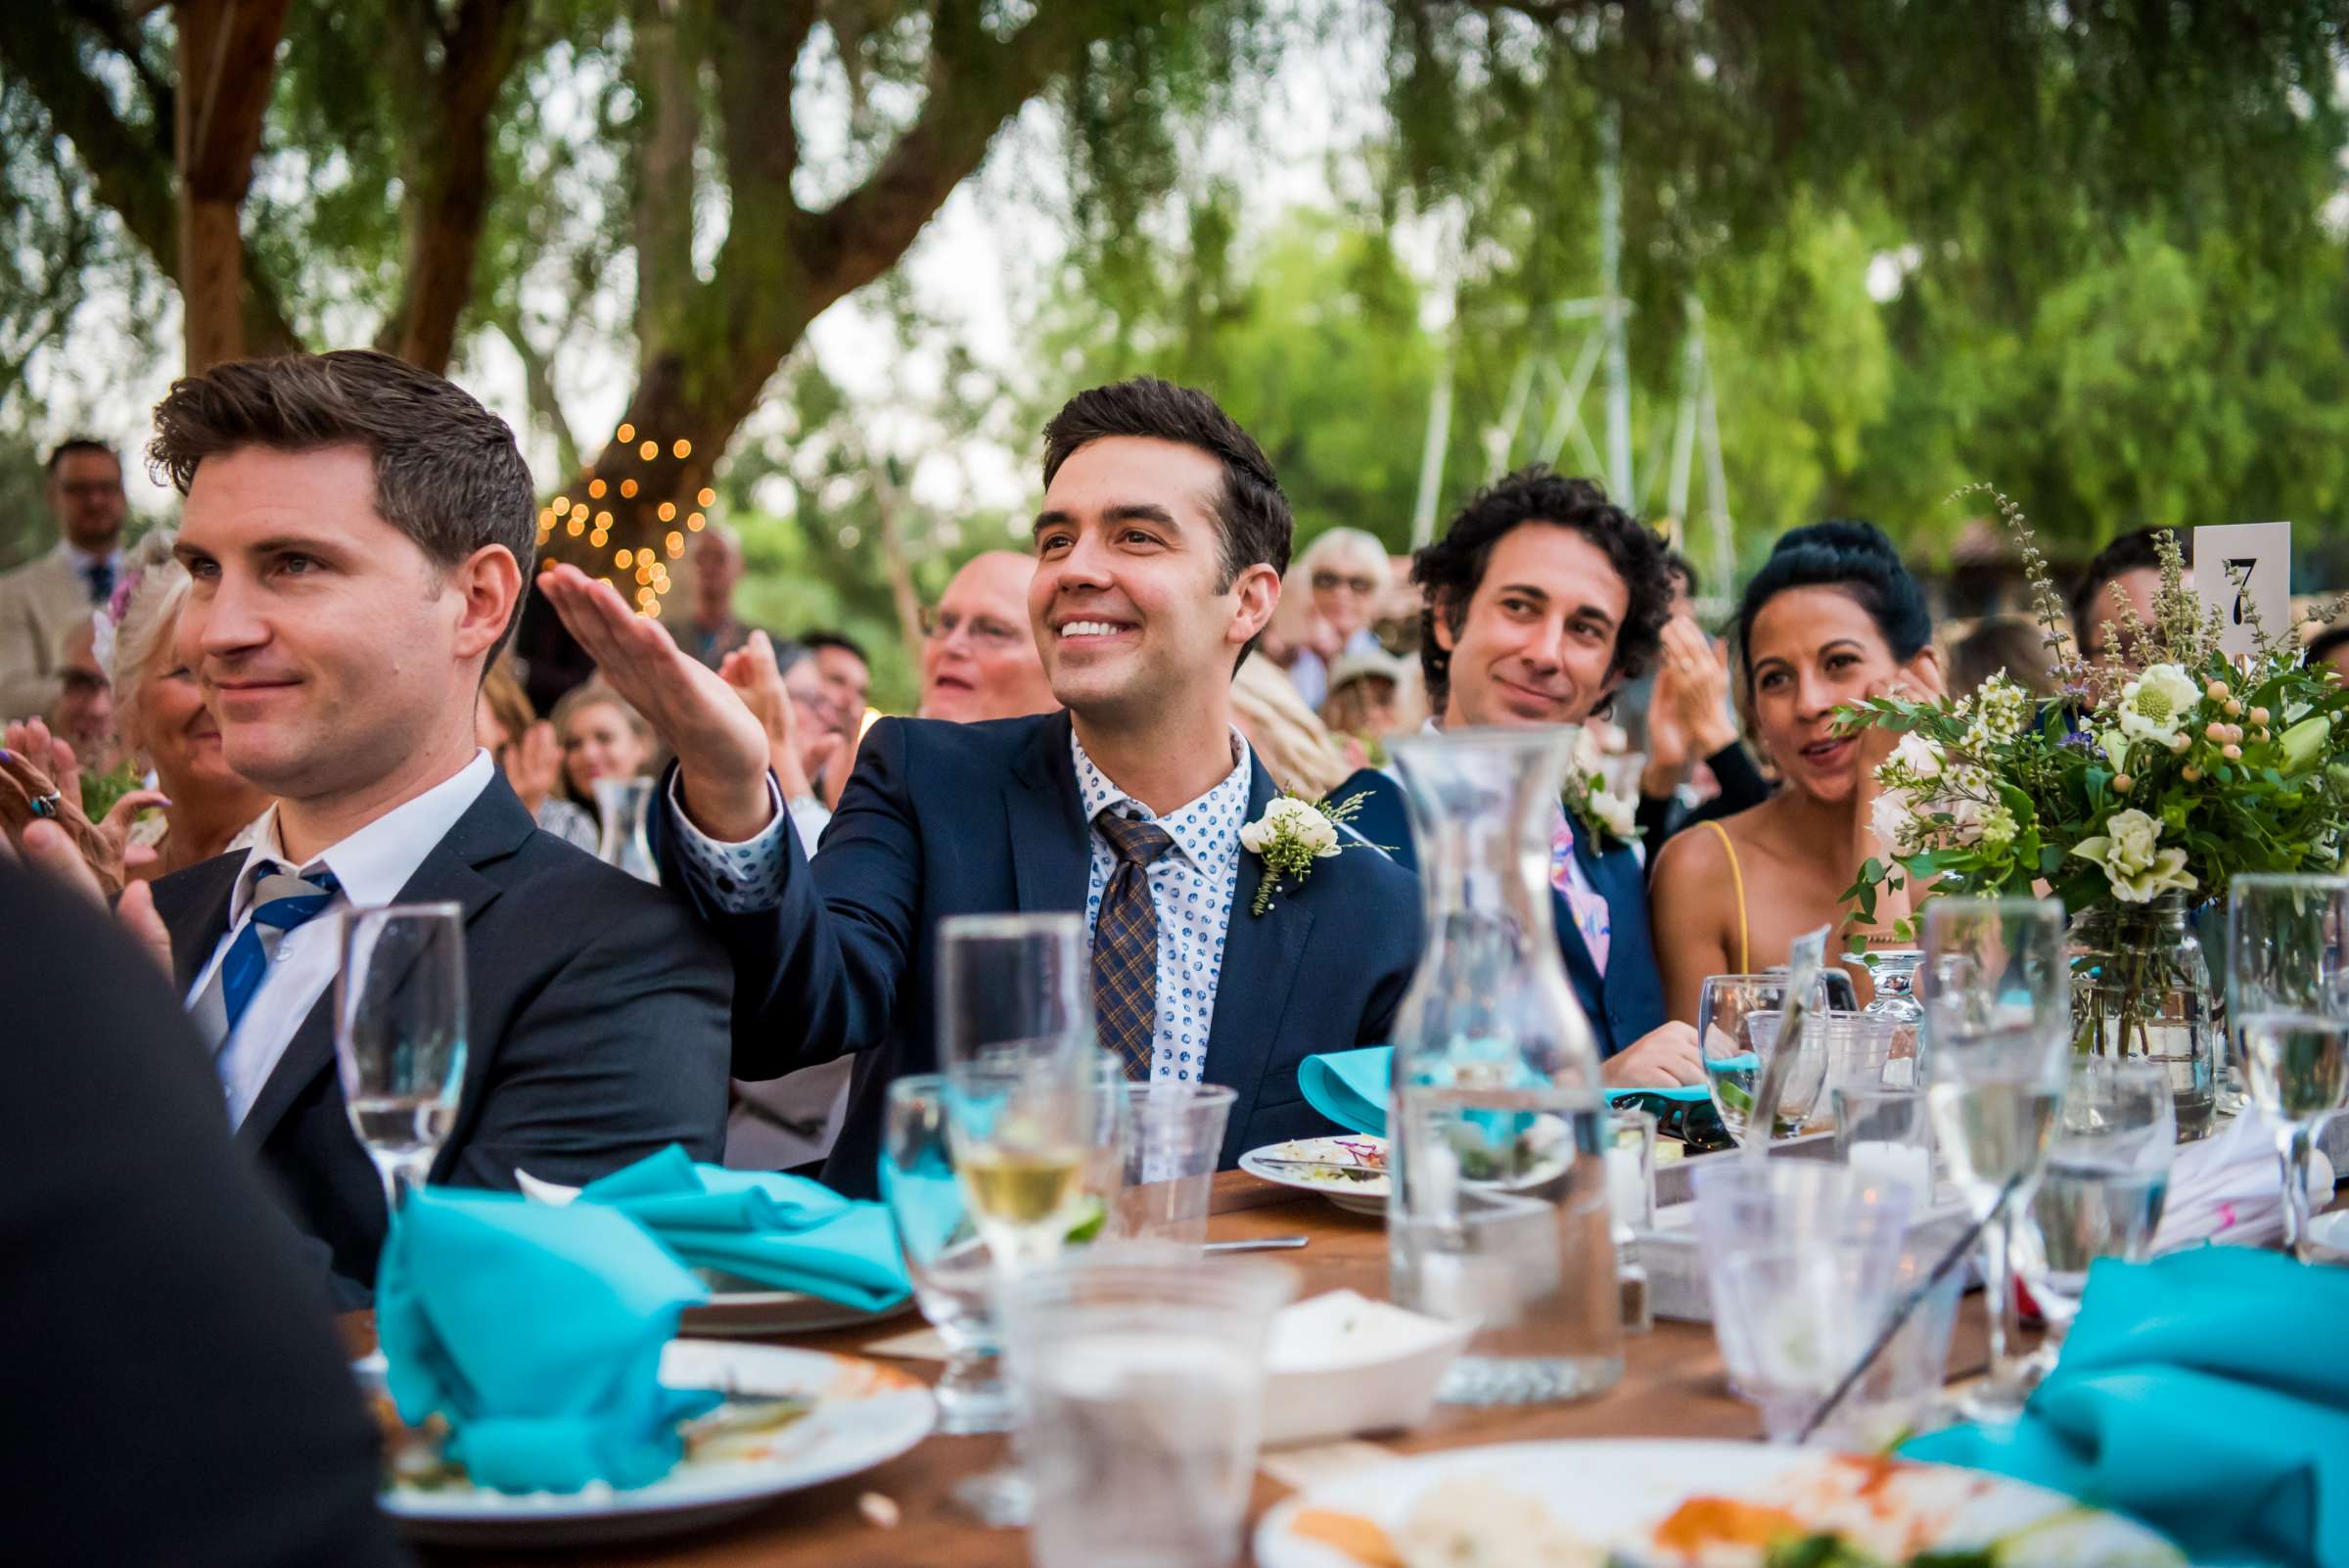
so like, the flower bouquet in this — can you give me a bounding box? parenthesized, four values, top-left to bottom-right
(1843, 489, 2349, 1131)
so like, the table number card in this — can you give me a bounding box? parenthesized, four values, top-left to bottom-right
(2192, 522, 2291, 659)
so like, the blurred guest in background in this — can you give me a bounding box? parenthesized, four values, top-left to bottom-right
(1949, 613, 2061, 700)
(2307, 623, 2349, 683)
(1279, 526, 1390, 711)
(1635, 553, 1770, 848)
(918, 550, 1057, 722)
(678, 523, 761, 669)
(552, 681, 655, 832)
(45, 619, 118, 772)
(0, 438, 128, 719)
(479, 663, 598, 851)
(1651, 521, 1943, 1021)
(801, 629, 871, 737)
(1318, 644, 1407, 765)
(2071, 527, 2175, 666)
(1230, 652, 1353, 800)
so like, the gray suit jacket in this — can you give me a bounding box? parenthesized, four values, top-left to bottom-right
(150, 774, 735, 1289)
(0, 547, 89, 719)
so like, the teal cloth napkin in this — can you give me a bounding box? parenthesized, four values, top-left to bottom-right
(377, 1187, 718, 1495)
(578, 1144, 910, 1313)
(1299, 1045, 1708, 1137)
(1903, 1247, 2349, 1568)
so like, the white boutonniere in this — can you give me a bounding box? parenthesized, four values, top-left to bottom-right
(1564, 724, 1640, 853)
(1239, 790, 1370, 916)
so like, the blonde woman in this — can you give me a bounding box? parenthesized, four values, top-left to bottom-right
(1280, 527, 1392, 711)
(551, 680, 655, 832)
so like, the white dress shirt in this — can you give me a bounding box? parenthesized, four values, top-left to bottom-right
(191, 751, 496, 1128)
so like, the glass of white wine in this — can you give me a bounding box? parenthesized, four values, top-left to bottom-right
(1920, 896, 2070, 1422)
(931, 912, 1098, 1525)
(2229, 874, 2349, 1260)
(332, 903, 468, 1219)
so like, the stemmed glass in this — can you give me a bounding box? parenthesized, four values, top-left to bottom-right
(333, 903, 468, 1218)
(927, 912, 1102, 1524)
(2015, 1057, 2174, 1362)
(1919, 896, 2070, 1422)
(2228, 874, 2349, 1259)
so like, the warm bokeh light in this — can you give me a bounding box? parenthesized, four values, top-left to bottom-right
(615, 547, 634, 568)
(657, 500, 677, 522)
(696, 486, 716, 508)
(620, 478, 638, 498)
(565, 517, 583, 536)
(587, 478, 607, 499)
(638, 439, 659, 461)
(665, 530, 684, 556)
(686, 511, 706, 530)
(672, 438, 692, 459)
(616, 423, 635, 443)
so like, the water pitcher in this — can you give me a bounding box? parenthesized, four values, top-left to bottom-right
(1386, 727, 1623, 1406)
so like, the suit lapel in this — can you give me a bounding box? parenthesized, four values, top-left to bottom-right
(1204, 759, 1313, 1156)
(152, 852, 243, 1001)
(1004, 711, 1090, 914)
(236, 780, 533, 1154)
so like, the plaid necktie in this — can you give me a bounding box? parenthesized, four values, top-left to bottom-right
(1091, 810, 1175, 1081)
(194, 861, 343, 1057)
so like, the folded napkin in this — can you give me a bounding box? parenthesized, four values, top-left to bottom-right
(2153, 1106, 2337, 1253)
(377, 1187, 718, 1495)
(1299, 1045, 1708, 1138)
(578, 1144, 910, 1313)
(1904, 1247, 2349, 1568)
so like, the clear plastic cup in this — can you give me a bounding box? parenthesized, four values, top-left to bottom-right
(1832, 1085, 1937, 1211)
(1002, 1247, 1296, 1568)
(1116, 1083, 1235, 1246)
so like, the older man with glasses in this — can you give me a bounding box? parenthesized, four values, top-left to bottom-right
(1280, 526, 1391, 711)
(918, 549, 1059, 722)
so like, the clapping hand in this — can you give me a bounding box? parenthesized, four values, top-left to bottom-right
(1643, 617, 1734, 795)
(536, 564, 774, 842)
(0, 718, 167, 898)
(716, 630, 839, 802)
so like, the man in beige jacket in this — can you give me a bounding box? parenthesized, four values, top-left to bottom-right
(0, 440, 128, 720)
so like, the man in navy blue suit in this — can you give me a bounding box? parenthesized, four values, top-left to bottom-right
(1341, 469, 1703, 1086)
(541, 380, 1422, 1195)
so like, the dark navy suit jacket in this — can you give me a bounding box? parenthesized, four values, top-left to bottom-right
(653, 711, 1425, 1198)
(1341, 764, 1665, 1058)
(153, 776, 733, 1289)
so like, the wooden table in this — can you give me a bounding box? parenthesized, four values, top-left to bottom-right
(415, 1172, 2004, 1568)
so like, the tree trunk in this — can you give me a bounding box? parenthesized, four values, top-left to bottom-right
(172, 0, 292, 371)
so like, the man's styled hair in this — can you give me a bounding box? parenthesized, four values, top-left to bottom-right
(1410, 466, 1671, 710)
(801, 629, 869, 668)
(148, 348, 536, 665)
(2070, 528, 2171, 651)
(1040, 379, 1293, 669)
(46, 438, 119, 477)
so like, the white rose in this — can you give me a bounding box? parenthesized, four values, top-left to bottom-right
(2073, 807, 2199, 904)
(1237, 818, 1272, 854)
(1589, 789, 1637, 842)
(1571, 723, 1608, 775)
(2115, 663, 2200, 746)
(1888, 732, 1945, 782)
(1297, 810, 1340, 857)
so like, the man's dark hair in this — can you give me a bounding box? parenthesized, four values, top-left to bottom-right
(2070, 528, 2171, 652)
(1410, 467, 1671, 711)
(2306, 623, 2349, 670)
(1040, 378, 1292, 667)
(148, 348, 536, 666)
(45, 438, 118, 477)
(800, 629, 869, 669)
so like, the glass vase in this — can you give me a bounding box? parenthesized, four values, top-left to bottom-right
(1385, 726, 1623, 1407)
(2067, 892, 2215, 1140)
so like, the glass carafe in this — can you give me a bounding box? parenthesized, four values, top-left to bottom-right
(1386, 726, 1623, 1407)
(1856, 947, 1925, 1087)
(593, 776, 661, 884)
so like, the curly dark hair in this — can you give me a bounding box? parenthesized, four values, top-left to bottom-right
(1410, 467, 1672, 712)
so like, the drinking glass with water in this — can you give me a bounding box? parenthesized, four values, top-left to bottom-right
(333, 902, 468, 1217)
(2015, 1057, 2174, 1353)
(2228, 874, 2349, 1260)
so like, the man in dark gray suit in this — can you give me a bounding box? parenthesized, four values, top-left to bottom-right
(137, 349, 730, 1291)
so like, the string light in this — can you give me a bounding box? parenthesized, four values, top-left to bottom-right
(665, 530, 684, 557)
(594, 510, 613, 530)
(634, 563, 653, 585)
(614, 547, 633, 568)
(687, 511, 706, 530)
(616, 423, 635, 443)
(589, 530, 609, 548)
(570, 501, 589, 521)
(551, 494, 569, 513)
(587, 478, 607, 499)
(657, 501, 676, 522)
(638, 439, 658, 461)
(619, 478, 638, 498)
(565, 517, 583, 536)
(696, 486, 715, 508)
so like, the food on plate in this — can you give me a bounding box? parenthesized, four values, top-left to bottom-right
(1397, 1477, 1604, 1568)
(1291, 1507, 1404, 1568)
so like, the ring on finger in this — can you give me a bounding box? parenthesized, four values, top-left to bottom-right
(29, 789, 62, 819)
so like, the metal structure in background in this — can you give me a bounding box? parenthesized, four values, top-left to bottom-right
(1410, 113, 1734, 609)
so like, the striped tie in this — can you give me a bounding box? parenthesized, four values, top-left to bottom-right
(195, 861, 343, 1056)
(1091, 810, 1174, 1081)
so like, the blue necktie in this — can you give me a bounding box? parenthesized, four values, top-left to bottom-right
(213, 861, 343, 1040)
(84, 559, 115, 607)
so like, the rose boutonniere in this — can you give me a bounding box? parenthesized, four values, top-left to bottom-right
(1564, 726, 1640, 853)
(1239, 790, 1371, 915)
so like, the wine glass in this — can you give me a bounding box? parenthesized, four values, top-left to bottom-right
(1697, 974, 1835, 1144)
(2228, 874, 2349, 1259)
(2015, 1057, 2174, 1363)
(332, 903, 468, 1218)
(929, 912, 1099, 1525)
(1919, 896, 2070, 1422)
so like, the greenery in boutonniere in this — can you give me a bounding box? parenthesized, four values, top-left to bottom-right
(1845, 489, 2349, 931)
(1240, 789, 1374, 915)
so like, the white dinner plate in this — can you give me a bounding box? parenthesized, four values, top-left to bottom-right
(1240, 1134, 1390, 1216)
(379, 1339, 935, 1546)
(1255, 1438, 2182, 1568)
